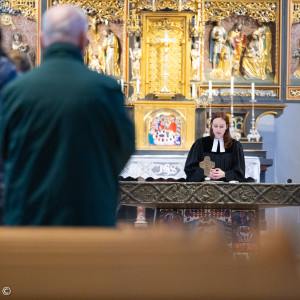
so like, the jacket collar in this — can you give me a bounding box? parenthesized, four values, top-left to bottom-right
(42, 42, 83, 63)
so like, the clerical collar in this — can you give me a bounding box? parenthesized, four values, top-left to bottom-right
(211, 138, 225, 153)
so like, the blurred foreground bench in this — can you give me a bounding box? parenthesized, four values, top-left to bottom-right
(0, 227, 299, 299)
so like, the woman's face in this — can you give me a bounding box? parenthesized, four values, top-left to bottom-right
(212, 117, 227, 139)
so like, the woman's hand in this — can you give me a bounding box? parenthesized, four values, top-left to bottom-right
(209, 168, 225, 180)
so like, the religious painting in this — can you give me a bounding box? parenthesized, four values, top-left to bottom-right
(156, 208, 258, 253)
(134, 101, 195, 151)
(157, 209, 184, 226)
(287, 0, 300, 100)
(203, 0, 280, 86)
(232, 210, 257, 252)
(0, 1, 39, 70)
(148, 112, 182, 146)
(183, 208, 232, 239)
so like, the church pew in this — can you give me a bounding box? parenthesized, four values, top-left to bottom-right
(0, 227, 299, 299)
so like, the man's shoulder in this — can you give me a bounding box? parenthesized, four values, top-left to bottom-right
(3, 66, 36, 87)
(87, 71, 120, 90)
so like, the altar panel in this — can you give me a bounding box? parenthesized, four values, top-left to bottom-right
(141, 12, 192, 99)
(121, 155, 261, 182)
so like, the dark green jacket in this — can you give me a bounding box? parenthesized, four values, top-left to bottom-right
(0, 43, 135, 226)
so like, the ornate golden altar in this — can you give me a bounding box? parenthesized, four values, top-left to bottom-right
(0, 0, 291, 162)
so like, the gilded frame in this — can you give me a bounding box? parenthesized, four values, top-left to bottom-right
(140, 11, 193, 100)
(0, 0, 41, 65)
(287, 0, 300, 100)
(202, 0, 282, 99)
(135, 101, 195, 151)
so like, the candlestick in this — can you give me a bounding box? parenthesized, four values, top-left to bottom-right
(247, 85, 260, 142)
(231, 77, 234, 95)
(209, 80, 212, 98)
(136, 79, 140, 94)
(192, 84, 196, 98)
(251, 82, 255, 101)
(231, 96, 233, 117)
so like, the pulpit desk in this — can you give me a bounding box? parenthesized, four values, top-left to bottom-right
(119, 154, 261, 252)
(119, 182, 300, 252)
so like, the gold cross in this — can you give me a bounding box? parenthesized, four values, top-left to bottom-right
(199, 156, 215, 177)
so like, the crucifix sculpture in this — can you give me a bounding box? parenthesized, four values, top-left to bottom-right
(199, 156, 215, 177)
(156, 29, 176, 93)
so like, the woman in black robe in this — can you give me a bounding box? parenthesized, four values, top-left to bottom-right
(184, 111, 245, 182)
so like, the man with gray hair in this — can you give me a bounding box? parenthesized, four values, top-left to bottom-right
(0, 5, 135, 226)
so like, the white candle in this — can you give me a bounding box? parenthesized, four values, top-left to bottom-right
(136, 79, 140, 94)
(192, 84, 196, 98)
(209, 80, 212, 98)
(251, 82, 255, 101)
(121, 79, 124, 93)
(231, 77, 234, 95)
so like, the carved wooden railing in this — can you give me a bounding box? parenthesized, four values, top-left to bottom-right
(119, 182, 300, 208)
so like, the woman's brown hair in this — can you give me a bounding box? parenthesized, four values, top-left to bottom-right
(209, 111, 233, 148)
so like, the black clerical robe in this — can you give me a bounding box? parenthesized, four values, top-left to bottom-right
(184, 136, 245, 182)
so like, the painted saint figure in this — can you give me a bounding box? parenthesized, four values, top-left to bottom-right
(11, 32, 29, 53)
(210, 38, 235, 80)
(257, 21, 273, 74)
(228, 22, 247, 75)
(241, 30, 266, 80)
(84, 40, 105, 73)
(292, 44, 300, 78)
(11, 32, 35, 68)
(102, 28, 120, 76)
(89, 54, 102, 73)
(130, 41, 141, 79)
(191, 42, 201, 81)
(209, 21, 227, 70)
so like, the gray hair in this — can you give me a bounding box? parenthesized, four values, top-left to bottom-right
(42, 5, 88, 47)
